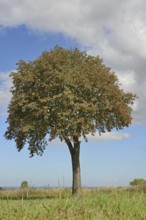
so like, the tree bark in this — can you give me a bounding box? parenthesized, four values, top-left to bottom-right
(62, 133, 81, 196)
(71, 141, 81, 195)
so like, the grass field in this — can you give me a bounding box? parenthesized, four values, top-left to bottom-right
(0, 187, 146, 220)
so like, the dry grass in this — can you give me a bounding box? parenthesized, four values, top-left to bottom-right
(0, 187, 146, 219)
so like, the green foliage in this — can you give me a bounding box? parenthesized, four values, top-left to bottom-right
(21, 181, 28, 189)
(130, 178, 146, 186)
(5, 46, 136, 156)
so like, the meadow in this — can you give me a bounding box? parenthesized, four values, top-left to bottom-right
(0, 187, 146, 220)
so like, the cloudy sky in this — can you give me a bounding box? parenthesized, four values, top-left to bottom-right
(0, 0, 146, 187)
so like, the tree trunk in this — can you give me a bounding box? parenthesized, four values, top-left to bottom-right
(63, 133, 81, 196)
(70, 141, 81, 196)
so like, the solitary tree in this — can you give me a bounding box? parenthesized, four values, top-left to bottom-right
(5, 46, 135, 195)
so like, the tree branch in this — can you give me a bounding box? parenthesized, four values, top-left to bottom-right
(61, 132, 74, 155)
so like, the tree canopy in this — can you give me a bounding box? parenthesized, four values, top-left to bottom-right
(5, 46, 135, 155)
(5, 46, 136, 195)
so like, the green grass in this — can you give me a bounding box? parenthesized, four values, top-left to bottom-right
(0, 188, 146, 220)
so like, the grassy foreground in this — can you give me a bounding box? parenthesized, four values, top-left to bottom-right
(0, 187, 146, 220)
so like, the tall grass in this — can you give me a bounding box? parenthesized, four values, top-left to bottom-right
(0, 187, 146, 219)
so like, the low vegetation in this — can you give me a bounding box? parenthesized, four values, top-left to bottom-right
(0, 187, 146, 219)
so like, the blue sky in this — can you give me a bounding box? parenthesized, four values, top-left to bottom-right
(0, 0, 146, 188)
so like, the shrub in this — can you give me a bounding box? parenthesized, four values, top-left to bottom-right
(21, 181, 28, 189)
(130, 178, 145, 186)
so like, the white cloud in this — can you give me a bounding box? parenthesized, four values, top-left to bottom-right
(117, 71, 136, 91)
(87, 132, 131, 142)
(51, 132, 131, 145)
(0, 71, 12, 115)
(0, 0, 146, 123)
